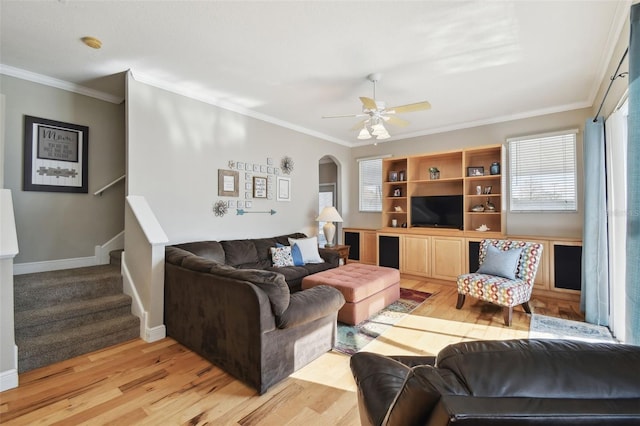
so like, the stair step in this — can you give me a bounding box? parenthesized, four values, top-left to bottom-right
(15, 294, 133, 337)
(109, 249, 123, 266)
(14, 264, 122, 311)
(17, 315, 140, 373)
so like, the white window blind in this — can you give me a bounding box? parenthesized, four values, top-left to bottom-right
(508, 130, 577, 212)
(359, 157, 383, 212)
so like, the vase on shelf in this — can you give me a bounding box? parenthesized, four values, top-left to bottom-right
(429, 167, 440, 180)
(485, 198, 496, 212)
(490, 162, 500, 175)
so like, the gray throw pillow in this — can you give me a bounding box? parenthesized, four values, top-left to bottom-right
(477, 245, 522, 280)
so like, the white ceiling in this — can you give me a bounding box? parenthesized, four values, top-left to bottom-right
(0, 1, 630, 146)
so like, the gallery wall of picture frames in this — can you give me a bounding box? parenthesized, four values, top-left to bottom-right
(214, 156, 293, 217)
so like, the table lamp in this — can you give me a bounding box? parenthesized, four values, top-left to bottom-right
(316, 206, 343, 247)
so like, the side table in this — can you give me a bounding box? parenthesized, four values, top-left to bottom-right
(323, 244, 350, 265)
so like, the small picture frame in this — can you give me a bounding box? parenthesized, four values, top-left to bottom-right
(267, 157, 273, 165)
(218, 169, 239, 197)
(393, 187, 402, 197)
(237, 162, 245, 171)
(237, 201, 243, 208)
(227, 200, 236, 208)
(253, 176, 267, 198)
(389, 171, 398, 182)
(467, 166, 485, 177)
(245, 201, 252, 208)
(277, 176, 291, 202)
(253, 164, 259, 172)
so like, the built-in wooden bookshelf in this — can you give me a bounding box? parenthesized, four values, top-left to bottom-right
(382, 144, 504, 235)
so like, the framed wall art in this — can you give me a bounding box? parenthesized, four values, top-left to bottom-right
(23, 115, 89, 193)
(218, 169, 239, 197)
(277, 176, 291, 202)
(253, 176, 267, 198)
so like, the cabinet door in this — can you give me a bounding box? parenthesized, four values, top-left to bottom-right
(431, 237, 465, 280)
(360, 231, 377, 265)
(401, 235, 430, 276)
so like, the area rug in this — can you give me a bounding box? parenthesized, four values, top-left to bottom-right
(529, 314, 617, 343)
(334, 288, 432, 355)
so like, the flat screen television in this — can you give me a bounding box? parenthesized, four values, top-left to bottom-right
(411, 195, 463, 229)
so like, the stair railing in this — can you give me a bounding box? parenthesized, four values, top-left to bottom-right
(94, 174, 125, 196)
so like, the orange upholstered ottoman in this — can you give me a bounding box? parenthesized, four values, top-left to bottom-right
(301, 263, 400, 325)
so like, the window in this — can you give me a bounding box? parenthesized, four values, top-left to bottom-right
(359, 157, 383, 212)
(508, 130, 577, 212)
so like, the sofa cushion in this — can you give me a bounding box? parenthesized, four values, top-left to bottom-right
(210, 265, 290, 316)
(253, 237, 278, 263)
(221, 239, 260, 267)
(173, 241, 225, 264)
(165, 246, 195, 266)
(270, 246, 295, 267)
(288, 236, 324, 264)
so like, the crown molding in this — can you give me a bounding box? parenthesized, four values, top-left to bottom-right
(0, 64, 124, 104)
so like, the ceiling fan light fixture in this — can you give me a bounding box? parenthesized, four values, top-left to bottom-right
(371, 122, 387, 136)
(357, 127, 372, 140)
(375, 131, 390, 140)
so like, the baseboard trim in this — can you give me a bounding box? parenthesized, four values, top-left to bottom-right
(0, 344, 19, 391)
(13, 256, 98, 275)
(145, 325, 166, 343)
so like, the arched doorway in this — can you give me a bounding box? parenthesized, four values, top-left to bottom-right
(318, 155, 340, 247)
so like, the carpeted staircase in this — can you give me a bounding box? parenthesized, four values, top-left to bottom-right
(14, 256, 139, 373)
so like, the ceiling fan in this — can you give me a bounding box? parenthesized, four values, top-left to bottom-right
(322, 73, 431, 141)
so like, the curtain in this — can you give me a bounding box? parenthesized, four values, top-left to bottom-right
(627, 4, 640, 345)
(605, 100, 628, 341)
(581, 118, 609, 325)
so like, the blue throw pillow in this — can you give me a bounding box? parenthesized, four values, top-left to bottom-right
(291, 243, 305, 266)
(477, 245, 522, 280)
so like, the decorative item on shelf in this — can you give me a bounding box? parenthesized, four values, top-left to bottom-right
(429, 167, 440, 180)
(316, 206, 343, 247)
(471, 204, 485, 212)
(490, 161, 501, 175)
(476, 224, 490, 232)
(398, 170, 405, 181)
(476, 185, 482, 195)
(483, 185, 492, 194)
(213, 200, 228, 217)
(485, 198, 496, 212)
(393, 187, 402, 197)
(389, 171, 398, 182)
(394, 205, 403, 212)
(391, 219, 398, 227)
(467, 166, 484, 177)
(281, 156, 294, 174)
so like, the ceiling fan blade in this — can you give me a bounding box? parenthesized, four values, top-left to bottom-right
(360, 97, 378, 110)
(322, 113, 367, 119)
(350, 119, 370, 131)
(387, 101, 431, 114)
(384, 115, 410, 127)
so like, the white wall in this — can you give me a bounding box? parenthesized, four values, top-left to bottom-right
(348, 108, 591, 238)
(126, 71, 351, 244)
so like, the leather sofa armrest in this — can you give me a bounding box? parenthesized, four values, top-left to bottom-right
(350, 352, 413, 426)
(276, 285, 345, 329)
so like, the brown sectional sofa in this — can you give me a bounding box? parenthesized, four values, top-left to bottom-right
(164, 233, 345, 394)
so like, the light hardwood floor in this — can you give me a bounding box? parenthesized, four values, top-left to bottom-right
(0, 278, 582, 425)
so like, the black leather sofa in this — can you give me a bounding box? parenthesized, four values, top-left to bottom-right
(350, 339, 640, 425)
(164, 233, 345, 394)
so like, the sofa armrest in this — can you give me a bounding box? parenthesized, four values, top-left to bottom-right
(276, 285, 345, 329)
(350, 352, 413, 426)
(318, 248, 340, 267)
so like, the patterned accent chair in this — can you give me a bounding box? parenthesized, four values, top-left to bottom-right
(456, 239, 543, 326)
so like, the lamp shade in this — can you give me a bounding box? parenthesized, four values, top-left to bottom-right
(316, 206, 343, 223)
